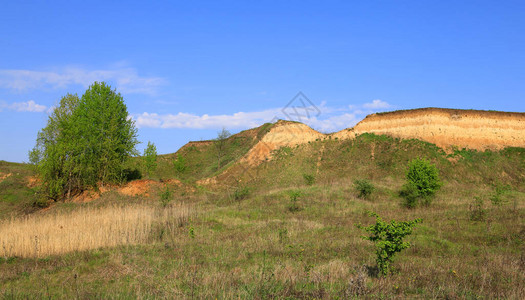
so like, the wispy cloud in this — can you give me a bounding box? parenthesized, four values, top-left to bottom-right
(0, 66, 165, 95)
(132, 99, 394, 133)
(0, 100, 47, 113)
(363, 99, 391, 109)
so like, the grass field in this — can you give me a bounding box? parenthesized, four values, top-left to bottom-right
(0, 133, 524, 298)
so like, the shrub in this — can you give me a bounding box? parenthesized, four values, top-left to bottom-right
(400, 158, 441, 207)
(173, 155, 187, 173)
(490, 184, 510, 206)
(159, 186, 172, 207)
(303, 174, 315, 186)
(287, 190, 301, 212)
(143, 141, 157, 176)
(354, 179, 375, 199)
(469, 197, 486, 221)
(357, 212, 422, 276)
(233, 186, 250, 201)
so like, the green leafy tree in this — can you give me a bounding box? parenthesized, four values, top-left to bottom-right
(30, 93, 81, 199)
(357, 212, 422, 276)
(30, 82, 138, 200)
(400, 158, 441, 207)
(143, 141, 157, 176)
(215, 127, 231, 170)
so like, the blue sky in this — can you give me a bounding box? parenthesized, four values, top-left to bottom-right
(1, 1, 524, 162)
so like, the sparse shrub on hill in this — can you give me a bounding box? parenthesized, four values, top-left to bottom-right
(173, 155, 187, 173)
(233, 186, 250, 201)
(354, 179, 375, 199)
(469, 197, 486, 221)
(400, 158, 441, 208)
(357, 212, 422, 276)
(303, 173, 315, 186)
(143, 141, 157, 177)
(287, 190, 301, 212)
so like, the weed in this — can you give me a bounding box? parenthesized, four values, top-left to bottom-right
(354, 179, 375, 200)
(173, 155, 187, 173)
(469, 197, 486, 221)
(278, 228, 288, 244)
(287, 190, 301, 212)
(159, 186, 172, 207)
(233, 186, 250, 201)
(490, 184, 511, 206)
(303, 174, 315, 186)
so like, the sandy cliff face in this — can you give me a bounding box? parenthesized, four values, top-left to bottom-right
(240, 120, 325, 165)
(332, 108, 525, 151)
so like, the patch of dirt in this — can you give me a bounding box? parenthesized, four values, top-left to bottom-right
(26, 176, 39, 188)
(0, 172, 12, 182)
(118, 179, 160, 197)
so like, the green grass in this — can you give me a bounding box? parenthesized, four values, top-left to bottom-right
(1, 135, 524, 298)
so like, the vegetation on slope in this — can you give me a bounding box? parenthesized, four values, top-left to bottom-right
(1, 132, 524, 298)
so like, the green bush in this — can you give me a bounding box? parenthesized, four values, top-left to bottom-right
(303, 174, 315, 186)
(159, 186, 172, 207)
(400, 158, 441, 207)
(357, 212, 422, 276)
(173, 155, 187, 173)
(354, 179, 375, 199)
(469, 197, 486, 221)
(143, 141, 157, 176)
(287, 190, 301, 212)
(233, 186, 250, 201)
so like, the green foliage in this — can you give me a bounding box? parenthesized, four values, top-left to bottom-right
(173, 155, 187, 173)
(31, 82, 138, 200)
(358, 212, 422, 276)
(215, 128, 231, 170)
(400, 158, 441, 207)
(303, 174, 315, 186)
(469, 197, 486, 221)
(159, 186, 172, 207)
(287, 190, 301, 212)
(143, 141, 157, 176)
(490, 184, 510, 206)
(354, 179, 375, 199)
(233, 186, 250, 201)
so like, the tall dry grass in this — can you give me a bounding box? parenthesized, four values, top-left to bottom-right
(0, 204, 192, 258)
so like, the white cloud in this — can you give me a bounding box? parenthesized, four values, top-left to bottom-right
(362, 99, 391, 109)
(0, 66, 165, 95)
(0, 100, 47, 113)
(132, 98, 392, 133)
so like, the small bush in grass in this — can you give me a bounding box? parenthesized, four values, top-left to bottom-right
(469, 197, 486, 221)
(400, 158, 441, 208)
(233, 186, 250, 201)
(287, 190, 301, 212)
(357, 212, 422, 276)
(303, 174, 315, 186)
(354, 179, 375, 199)
(173, 155, 187, 173)
(490, 184, 510, 206)
(159, 186, 172, 207)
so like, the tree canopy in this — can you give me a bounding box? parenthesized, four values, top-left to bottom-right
(30, 82, 139, 200)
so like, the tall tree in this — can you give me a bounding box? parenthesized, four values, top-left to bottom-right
(30, 82, 139, 200)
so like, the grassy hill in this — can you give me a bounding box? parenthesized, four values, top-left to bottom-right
(0, 128, 524, 298)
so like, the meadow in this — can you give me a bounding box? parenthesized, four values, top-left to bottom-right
(0, 133, 523, 298)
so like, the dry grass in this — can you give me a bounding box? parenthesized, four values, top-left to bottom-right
(0, 203, 192, 258)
